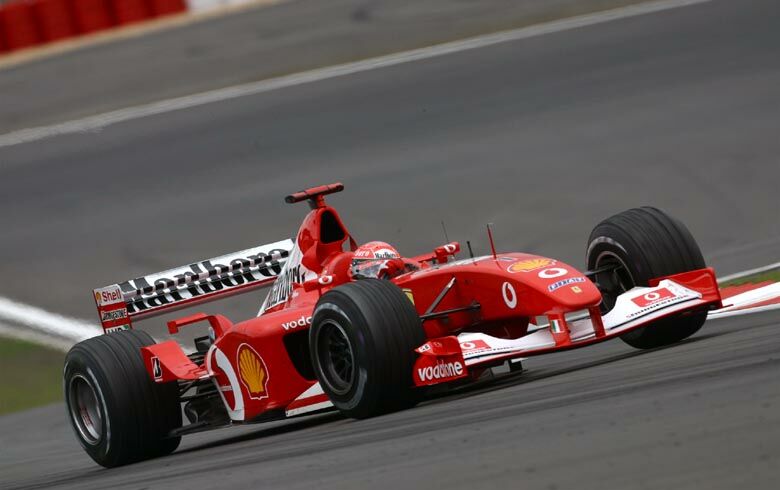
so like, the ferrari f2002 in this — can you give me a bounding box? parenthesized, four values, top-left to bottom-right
(65, 183, 722, 467)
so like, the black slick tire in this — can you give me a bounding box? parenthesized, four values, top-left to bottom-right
(586, 207, 707, 349)
(309, 279, 425, 419)
(63, 330, 181, 467)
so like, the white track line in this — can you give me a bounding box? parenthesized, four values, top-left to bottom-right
(3, 255, 778, 352)
(0, 321, 76, 351)
(0, 297, 101, 346)
(717, 261, 780, 283)
(708, 283, 780, 320)
(708, 303, 780, 320)
(0, 0, 710, 150)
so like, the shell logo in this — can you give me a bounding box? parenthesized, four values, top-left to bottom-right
(237, 344, 270, 400)
(508, 258, 554, 273)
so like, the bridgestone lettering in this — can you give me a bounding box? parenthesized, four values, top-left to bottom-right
(101, 309, 128, 322)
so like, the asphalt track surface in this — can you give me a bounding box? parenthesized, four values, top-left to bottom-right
(1, 0, 780, 488)
(0, 0, 646, 133)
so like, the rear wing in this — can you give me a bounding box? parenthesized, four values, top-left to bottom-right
(93, 239, 293, 333)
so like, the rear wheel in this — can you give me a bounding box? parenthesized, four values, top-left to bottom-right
(64, 330, 181, 467)
(586, 207, 707, 349)
(309, 279, 425, 419)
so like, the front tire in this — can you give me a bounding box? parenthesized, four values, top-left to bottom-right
(309, 279, 425, 419)
(586, 207, 707, 349)
(64, 330, 181, 467)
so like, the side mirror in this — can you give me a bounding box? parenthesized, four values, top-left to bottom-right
(434, 242, 460, 264)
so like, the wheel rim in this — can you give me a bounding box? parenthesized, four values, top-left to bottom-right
(594, 251, 635, 313)
(68, 374, 103, 445)
(316, 320, 356, 396)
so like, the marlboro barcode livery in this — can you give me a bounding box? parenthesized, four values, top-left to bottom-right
(65, 183, 733, 468)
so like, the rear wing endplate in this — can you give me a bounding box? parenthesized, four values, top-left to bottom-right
(93, 239, 293, 332)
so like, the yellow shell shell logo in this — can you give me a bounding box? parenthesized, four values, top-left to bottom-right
(237, 344, 269, 400)
(508, 258, 554, 273)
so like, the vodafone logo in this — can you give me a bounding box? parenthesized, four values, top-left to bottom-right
(417, 359, 464, 382)
(538, 268, 568, 279)
(318, 275, 333, 285)
(460, 339, 490, 352)
(502, 282, 517, 309)
(631, 288, 676, 307)
(444, 243, 457, 253)
(281, 315, 312, 330)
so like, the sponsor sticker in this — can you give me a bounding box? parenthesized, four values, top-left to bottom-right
(354, 248, 398, 259)
(237, 344, 270, 400)
(100, 309, 128, 322)
(152, 357, 162, 381)
(571, 286, 583, 294)
(502, 282, 517, 309)
(538, 267, 568, 279)
(631, 288, 676, 307)
(281, 315, 312, 331)
(416, 359, 465, 383)
(403, 288, 415, 305)
(318, 275, 333, 285)
(119, 241, 291, 316)
(94, 285, 123, 306)
(507, 258, 555, 273)
(548, 277, 585, 292)
(105, 325, 129, 333)
(460, 339, 490, 353)
(261, 243, 313, 313)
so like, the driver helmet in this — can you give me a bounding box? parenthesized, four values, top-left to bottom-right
(350, 241, 401, 279)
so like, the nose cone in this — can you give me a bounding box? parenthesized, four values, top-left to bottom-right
(543, 274, 602, 309)
(503, 256, 602, 311)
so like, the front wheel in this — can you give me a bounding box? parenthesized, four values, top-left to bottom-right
(64, 330, 182, 467)
(309, 279, 425, 419)
(586, 207, 708, 349)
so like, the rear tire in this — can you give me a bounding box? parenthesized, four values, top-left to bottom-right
(309, 279, 425, 419)
(64, 330, 181, 467)
(586, 207, 707, 349)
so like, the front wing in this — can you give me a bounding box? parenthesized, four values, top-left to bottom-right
(414, 268, 721, 386)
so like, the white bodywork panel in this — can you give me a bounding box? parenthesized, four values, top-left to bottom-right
(458, 279, 705, 366)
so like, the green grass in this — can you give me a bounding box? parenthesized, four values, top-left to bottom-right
(720, 269, 780, 288)
(0, 337, 64, 415)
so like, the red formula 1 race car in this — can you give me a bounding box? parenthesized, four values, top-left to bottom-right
(64, 183, 722, 467)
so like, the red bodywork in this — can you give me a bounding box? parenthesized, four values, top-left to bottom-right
(94, 183, 722, 424)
